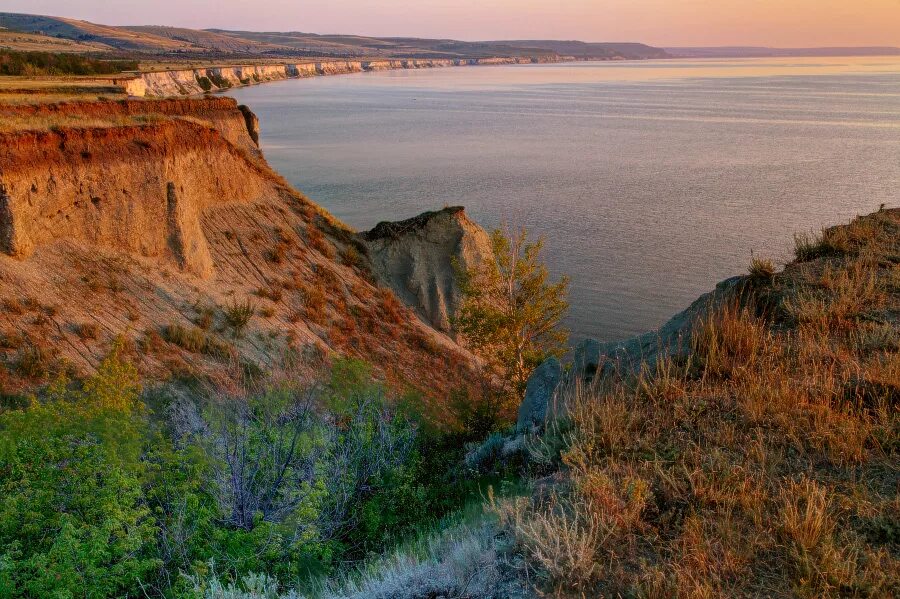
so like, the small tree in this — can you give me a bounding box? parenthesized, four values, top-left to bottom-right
(455, 227, 569, 398)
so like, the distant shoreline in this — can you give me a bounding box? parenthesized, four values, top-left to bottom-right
(113, 56, 567, 98)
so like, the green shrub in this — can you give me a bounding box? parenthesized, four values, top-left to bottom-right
(196, 75, 213, 91)
(0, 349, 157, 598)
(0, 348, 505, 596)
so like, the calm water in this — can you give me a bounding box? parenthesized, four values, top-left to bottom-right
(228, 57, 900, 341)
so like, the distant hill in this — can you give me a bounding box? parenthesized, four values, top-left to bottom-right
(122, 26, 287, 54)
(0, 12, 667, 60)
(0, 12, 197, 52)
(666, 46, 900, 58)
(494, 40, 670, 59)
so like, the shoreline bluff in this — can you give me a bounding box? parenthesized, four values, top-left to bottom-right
(114, 57, 565, 98)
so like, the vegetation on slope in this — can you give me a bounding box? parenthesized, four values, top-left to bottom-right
(0, 48, 137, 76)
(0, 343, 517, 597)
(243, 210, 897, 599)
(1, 186, 896, 598)
(496, 209, 900, 597)
(455, 227, 570, 414)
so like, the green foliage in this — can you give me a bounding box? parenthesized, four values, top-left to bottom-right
(0, 349, 510, 596)
(0, 49, 138, 76)
(199, 386, 326, 532)
(196, 75, 214, 92)
(454, 227, 569, 398)
(0, 347, 157, 597)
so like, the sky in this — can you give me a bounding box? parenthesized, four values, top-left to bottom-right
(6, 0, 900, 47)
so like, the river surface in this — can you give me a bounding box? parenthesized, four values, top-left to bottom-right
(228, 57, 900, 342)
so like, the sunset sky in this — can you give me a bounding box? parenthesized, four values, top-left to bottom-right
(7, 0, 900, 47)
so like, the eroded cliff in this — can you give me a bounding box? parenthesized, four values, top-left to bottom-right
(362, 207, 494, 334)
(0, 97, 479, 408)
(120, 57, 549, 97)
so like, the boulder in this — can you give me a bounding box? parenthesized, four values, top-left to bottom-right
(573, 338, 602, 381)
(517, 356, 562, 432)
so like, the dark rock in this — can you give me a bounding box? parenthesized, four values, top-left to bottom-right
(517, 356, 562, 432)
(573, 337, 601, 381)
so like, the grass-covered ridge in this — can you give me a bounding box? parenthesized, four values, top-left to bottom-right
(495, 208, 900, 597)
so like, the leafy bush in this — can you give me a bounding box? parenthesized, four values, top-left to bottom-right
(454, 227, 569, 399)
(0, 344, 506, 597)
(0, 347, 157, 597)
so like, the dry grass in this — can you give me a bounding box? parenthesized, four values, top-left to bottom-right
(0, 330, 24, 350)
(0, 112, 158, 133)
(302, 285, 328, 325)
(340, 244, 363, 269)
(307, 222, 335, 258)
(748, 255, 776, 281)
(2, 297, 24, 315)
(255, 284, 284, 303)
(74, 322, 100, 341)
(222, 298, 256, 337)
(498, 210, 900, 598)
(378, 287, 407, 324)
(14, 342, 56, 379)
(161, 323, 234, 361)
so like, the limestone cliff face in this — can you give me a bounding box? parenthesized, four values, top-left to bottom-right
(119, 57, 548, 98)
(361, 207, 494, 334)
(0, 98, 477, 402)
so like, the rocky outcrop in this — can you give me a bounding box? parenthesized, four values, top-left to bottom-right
(237, 104, 260, 145)
(517, 356, 562, 432)
(117, 57, 551, 98)
(584, 275, 747, 376)
(361, 207, 493, 334)
(519, 276, 749, 427)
